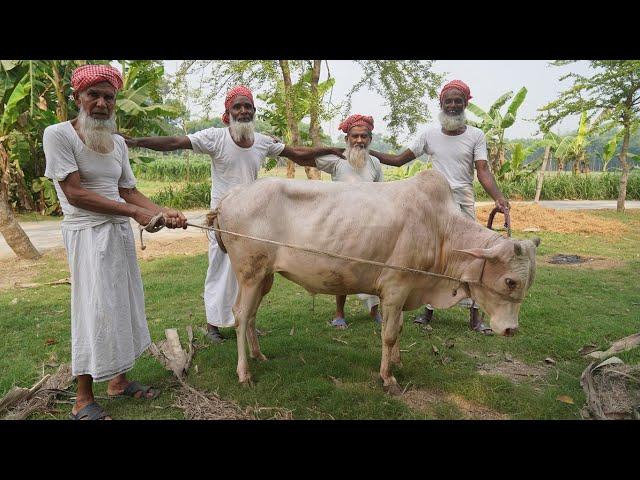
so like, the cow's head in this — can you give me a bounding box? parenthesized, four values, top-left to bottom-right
(455, 237, 540, 336)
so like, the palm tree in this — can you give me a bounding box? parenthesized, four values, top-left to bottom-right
(467, 87, 528, 174)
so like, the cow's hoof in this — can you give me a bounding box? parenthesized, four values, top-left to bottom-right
(239, 374, 253, 387)
(251, 353, 268, 362)
(383, 383, 403, 396)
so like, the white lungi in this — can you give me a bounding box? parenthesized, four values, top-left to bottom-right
(43, 121, 151, 382)
(186, 127, 286, 328)
(203, 240, 238, 328)
(63, 221, 151, 381)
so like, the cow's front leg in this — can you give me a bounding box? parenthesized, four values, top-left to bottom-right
(233, 284, 263, 385)
(380, 303, 403, 396)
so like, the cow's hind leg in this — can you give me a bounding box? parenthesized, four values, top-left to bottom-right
(390, 312, 404, 368)
(233, 282, 264, 385)
(246, 273, 273, 362)
(379, 302, 404, 396)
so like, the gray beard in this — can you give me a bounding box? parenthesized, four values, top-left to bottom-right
(345, 144, 369, 170)
(438, 110, 467, 132)
(229, 117, 256, 143)
(77, 107, 116, 154)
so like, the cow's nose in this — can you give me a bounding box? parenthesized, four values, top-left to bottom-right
(503, 327, 518, 337)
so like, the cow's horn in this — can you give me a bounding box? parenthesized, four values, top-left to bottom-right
(514, 242, 523, 256)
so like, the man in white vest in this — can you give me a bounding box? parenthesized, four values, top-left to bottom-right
(43, 64, 188, 420)
(370, 80, 510, 334)
(125, 85, 345, 342)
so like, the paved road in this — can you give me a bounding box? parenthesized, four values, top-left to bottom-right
(2, 200, 639, 259)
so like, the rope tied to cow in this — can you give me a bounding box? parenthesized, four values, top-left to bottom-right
(138, 206, 522, 303)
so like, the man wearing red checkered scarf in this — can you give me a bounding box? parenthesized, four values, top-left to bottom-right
(368, 79, 510, 334)
(42, 64, 189, 419)
(124, 85, 345, 343)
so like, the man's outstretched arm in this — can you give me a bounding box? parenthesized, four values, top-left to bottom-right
(369, 149, 416, 167)
(121, 134, 192, 152)
(280, 145, 345, 167)
(475, 160, 510, 213)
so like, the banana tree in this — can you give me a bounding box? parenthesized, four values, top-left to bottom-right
(467, 87, 528, 174)
(0, 60, 40, 259)
(500, 140, 544, 182)
(553, 111, 602, 173)
(116, 61, 182, 137)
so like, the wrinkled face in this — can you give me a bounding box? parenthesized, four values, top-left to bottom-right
(228, 95, 255, 123)
(344, 125, 372, 149)
(460, 238, 539, 336)
(74, 81, 117, 120)
(440, 89, 467, 116)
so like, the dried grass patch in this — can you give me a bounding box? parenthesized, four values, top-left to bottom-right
(402, 388, 509, 419)
(476, 204, 630, 237)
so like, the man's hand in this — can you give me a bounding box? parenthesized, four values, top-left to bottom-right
(132, 206, 160, 227)
(162, 208, 188, 229)
(495, 197, 510, 214)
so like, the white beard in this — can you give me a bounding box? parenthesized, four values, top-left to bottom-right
(438, 110, 467, 132)
(229, 116, 256, 143)
(345, 144, 369, 170)
(77, 107, 116, 154)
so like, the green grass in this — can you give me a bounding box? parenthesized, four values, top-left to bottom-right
(1, 211, 639, 419)
(474, 171, 640, 201)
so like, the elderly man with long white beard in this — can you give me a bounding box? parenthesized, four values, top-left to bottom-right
(370, 80, 510, 335)
(43, 64, 188, 420)
(124, 85, 345, 343)
(306, 114, 384, 328)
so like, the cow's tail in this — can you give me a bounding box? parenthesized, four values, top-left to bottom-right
(205, 208, 227, 254)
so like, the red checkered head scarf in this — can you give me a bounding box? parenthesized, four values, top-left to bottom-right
(222, 85, 255, 125)
(439, 80, 472, 105)
(338, 114, 374, 134)
(71, 64, 123, 93)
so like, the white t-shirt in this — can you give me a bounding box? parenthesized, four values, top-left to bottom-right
(409, 125, 488, 190)
(43, 121, 136, 230)
(187, 128, 285, 208)
(315, 154, 384, 183)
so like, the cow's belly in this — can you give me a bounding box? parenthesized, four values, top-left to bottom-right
(274, 253, 382, 296)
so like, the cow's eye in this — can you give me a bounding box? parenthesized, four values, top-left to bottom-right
(505, 278, 517, 290)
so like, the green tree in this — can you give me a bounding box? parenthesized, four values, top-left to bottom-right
(175, 60, 444, 177)
(538, 60, 640, 212)
(467, 87, 528, 174)
(0, 61, 41, 259)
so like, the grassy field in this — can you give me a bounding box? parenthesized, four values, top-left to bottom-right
(1, 210, 639, 419)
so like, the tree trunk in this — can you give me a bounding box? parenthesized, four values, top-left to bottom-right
(305, 60, 322, 181)
(616, 125, 631, 213)
(51, 61, 68, 122)
(279, 60, 300, 179)
(0, 143, 40, 259)
(534, 145, 551, 203)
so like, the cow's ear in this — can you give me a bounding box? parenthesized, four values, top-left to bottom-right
(531, 236, 541, 248)
(454, 245, 501, 260)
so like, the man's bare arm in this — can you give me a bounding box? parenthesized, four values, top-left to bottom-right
(121, 134, 192, 152)
(280, 145, 345, 167)
(368, 149, 416, 167)
(475, 160, 510, 212)
(59, 172, 154, 226)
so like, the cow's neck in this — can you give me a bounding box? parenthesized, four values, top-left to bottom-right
(442, 215, 505, 279)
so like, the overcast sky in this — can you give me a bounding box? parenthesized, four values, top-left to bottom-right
(164, 60, 592, 143)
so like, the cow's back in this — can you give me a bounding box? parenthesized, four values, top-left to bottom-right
(217, 171, 460, 294)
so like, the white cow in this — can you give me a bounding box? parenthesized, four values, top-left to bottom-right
(209, 169, 539, 394)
